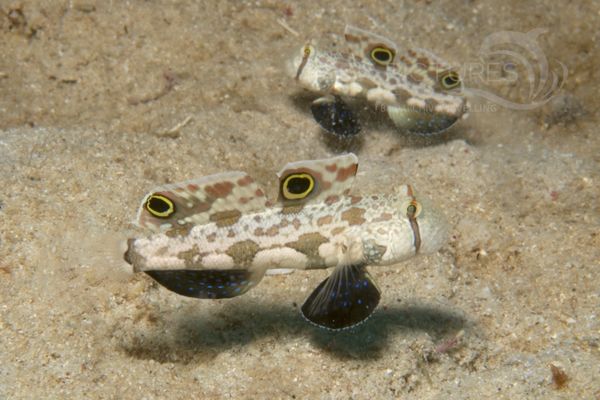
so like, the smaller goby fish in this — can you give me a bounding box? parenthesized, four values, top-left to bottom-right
(124, 154, 448, 329)
(288, 25, 468, 137)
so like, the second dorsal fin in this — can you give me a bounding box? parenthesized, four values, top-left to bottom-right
(276, 153, 358, 206)
(136, 172, 268, 232)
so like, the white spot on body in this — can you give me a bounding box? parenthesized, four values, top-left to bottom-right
(407, 97, 427, 109)
(317, 234, 363, 267)
(347, 82, 364, 96)
(252, 247, 309, 270)
(201, 253, 235, 269)
(366, 87, 395, 104)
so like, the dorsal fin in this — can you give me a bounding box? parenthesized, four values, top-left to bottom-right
(276, 153, 358, 206)
(344, 25, 398, 67)
(136, 172, 268, 232)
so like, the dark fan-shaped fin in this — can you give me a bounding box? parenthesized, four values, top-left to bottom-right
(145, 269, 260, 299)
(301, 264, 381, 330)
(311, 96, 361, 138)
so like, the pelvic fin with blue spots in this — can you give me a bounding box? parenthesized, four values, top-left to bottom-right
(145, 269, 256, 299)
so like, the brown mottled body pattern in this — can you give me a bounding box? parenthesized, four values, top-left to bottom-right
(135, 193, 417, 272)
(289, 25, 468, 132)
(312, 49, 464, 116)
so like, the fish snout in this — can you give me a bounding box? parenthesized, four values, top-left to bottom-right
(123, 238, 135, 265)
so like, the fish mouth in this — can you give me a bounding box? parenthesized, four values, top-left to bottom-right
(295, 49, 310, 80)
(123, 238, 135, 265)
(405, 184, 422, 254)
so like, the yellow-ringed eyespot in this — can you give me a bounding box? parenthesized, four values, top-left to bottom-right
(282, 173, 315, 200)
(369, 46, 394, 67)
(439, 70, 461, 90)
(146, 194, 176, 218)
(405, 199, 422, 219)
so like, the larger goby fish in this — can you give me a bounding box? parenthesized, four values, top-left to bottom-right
(124, 153, 448, 329)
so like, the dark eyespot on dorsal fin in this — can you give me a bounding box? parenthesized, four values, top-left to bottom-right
(301, 264, 381, 330)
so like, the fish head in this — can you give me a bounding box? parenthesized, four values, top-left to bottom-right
(378, 184, 449, 263)
(287, 43, 336, 93)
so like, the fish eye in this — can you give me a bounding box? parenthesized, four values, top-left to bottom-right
(440, 71, 461, 90)
(303, 45, 312, 57)
(405, 200, 422, 219)
(370, 46, 394, 66)
(282, 173, 315, 200)
(146, 194, 176, 218)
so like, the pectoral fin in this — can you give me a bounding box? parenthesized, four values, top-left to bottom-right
(301, 264, 381, 330)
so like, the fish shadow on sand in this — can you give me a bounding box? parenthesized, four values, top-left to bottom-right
(120, 300, 468, 364)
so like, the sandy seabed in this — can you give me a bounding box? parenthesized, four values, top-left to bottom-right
(0, 1, 598, 399)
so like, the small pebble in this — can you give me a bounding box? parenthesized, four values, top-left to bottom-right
(72, 0, 96, 12)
